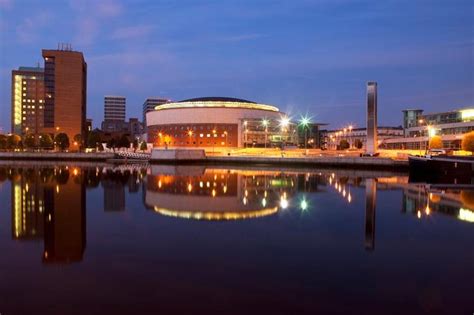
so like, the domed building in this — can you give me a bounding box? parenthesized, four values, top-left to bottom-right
(146, 97, 297, 148)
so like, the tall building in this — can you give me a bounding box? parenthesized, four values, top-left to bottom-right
(11, 66, 44, 135)
(104, 96, 126, 121)
(142, 98, 170, 127)
(42, 47, 87, 141)
(366, 82, 378, 154)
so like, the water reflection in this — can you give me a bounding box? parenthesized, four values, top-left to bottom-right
(11, 167, 86, 263)
(2, 164, 474, 264)
(145, 165, 324, 220)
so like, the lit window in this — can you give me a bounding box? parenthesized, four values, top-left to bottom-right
(23, 93, 26, 96)
(200, 134, 203, 137)
(207, 134, 210, 137)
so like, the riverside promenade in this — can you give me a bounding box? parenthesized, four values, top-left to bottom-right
(0, 149, 409, 170)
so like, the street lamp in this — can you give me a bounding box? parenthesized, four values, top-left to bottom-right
(224, 131, 228, 147)
(279, 116, 290, 148)
(299, 115, 310, 150)
(262, 119, 269, 148)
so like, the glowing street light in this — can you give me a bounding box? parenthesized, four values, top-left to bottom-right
(299, 115, 311, 150)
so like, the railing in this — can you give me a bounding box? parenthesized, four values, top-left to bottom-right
(114, 151, 150, 160)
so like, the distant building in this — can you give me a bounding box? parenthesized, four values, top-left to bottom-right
(42, 47, 87, 142)
(296, 123, 327, 148)
(142, 98, 170, 127)
(11, 66, 44, 135)
(383, 107, 474, 149)
(101, 118, 143, 139)
(104, 96, 126, 121)
(323, 127, 403, 150)
(86, 119, 93, 133)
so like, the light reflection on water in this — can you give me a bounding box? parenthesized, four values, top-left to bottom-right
(0, 163, 472, 314)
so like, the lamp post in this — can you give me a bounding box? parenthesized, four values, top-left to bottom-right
(299, 116, 310, 150)
(279, 116, 290, 149)
(348, 125, 353, 148)
(224, 131, 228, 147)
(212, 129, 217, 153)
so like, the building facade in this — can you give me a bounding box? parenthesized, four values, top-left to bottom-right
(104, 96, 126, 121)
(323, 127, 404, 150)
(142, 98, 171, 127)
(146, 97, 297, 148)
(11, 66, 45, 135)
(42, 48, 87, 142)
(383, 108, 474, 150)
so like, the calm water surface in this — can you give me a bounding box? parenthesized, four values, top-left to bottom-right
(0, 163, 472, 315)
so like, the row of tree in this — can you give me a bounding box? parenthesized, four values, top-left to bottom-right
(0, 131, 147, 152)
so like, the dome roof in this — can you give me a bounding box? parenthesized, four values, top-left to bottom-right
(179, 97, 256, 104)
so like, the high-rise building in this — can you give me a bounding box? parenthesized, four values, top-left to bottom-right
(142, 98, 170, 127)
(104, 96, 126, 121)
(366, 82, 378, 154)
(42, 47, 87, 142)
(11, 66, 44, 135)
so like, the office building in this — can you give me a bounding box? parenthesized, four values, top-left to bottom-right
(104, 96, 126, 121)
(11, 66, 44, 135)
(42, 47, 87, 141)
(323, 126, 403, 150)
(383, 107, 474, 149)
(143, 98, 170, 127)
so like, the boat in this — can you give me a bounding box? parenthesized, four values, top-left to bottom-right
(408, 150, 474, 184)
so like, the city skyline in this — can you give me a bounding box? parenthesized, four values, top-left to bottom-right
(0, 0, 473, 132)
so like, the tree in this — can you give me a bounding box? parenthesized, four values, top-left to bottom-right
(73, 134, 83, 151)
(0, 134, 7, 150)
(140, 141, 147, 152)
(39, 134, 53, 150)
(339, 139, 350, 150)
(54, 133, 70, 151)
(7, 134, 21, 150)
(462, 131, 474, 153)
(429, 135, 443, 149)
(132, 139, 139, 152)
(24, 134, 36, 150)
(354, 139, 363, 149)
(118, 134, 131, 148)
(87, 130, 102, 149)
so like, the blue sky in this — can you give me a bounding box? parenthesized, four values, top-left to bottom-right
(0, 0, 472, 131)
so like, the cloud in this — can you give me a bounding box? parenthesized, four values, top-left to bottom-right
(69, 0, 123, 46)
(110, 25, 155, 40)
(16, 11, 53, 43)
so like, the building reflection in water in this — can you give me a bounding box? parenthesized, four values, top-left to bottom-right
(10, 167, 86, 263)
(365, 178, 376, 251)
(145, 166, 324, 221)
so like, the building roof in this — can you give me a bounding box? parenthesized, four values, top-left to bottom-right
(17, 66, 44, 73)
(179, 97, 256, 104)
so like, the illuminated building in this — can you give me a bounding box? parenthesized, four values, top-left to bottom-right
(42, 46, 87, 142)
(383, 107, 474, 149)
(10, 66, 44, 135)
(146, 97, 298, 148)
(323, 126, 403, 150)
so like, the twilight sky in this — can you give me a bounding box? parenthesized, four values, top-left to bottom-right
(0, 0, 472, 132)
